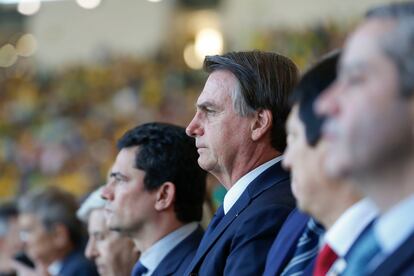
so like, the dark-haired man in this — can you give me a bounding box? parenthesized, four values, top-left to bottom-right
(263, 52, 377, 276)
(185, 51, 298, 275)
(101, 122, 206, 276)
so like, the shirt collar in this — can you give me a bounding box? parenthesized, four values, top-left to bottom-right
(324, 198, 378, 257)
(48, 260, 63, 276)
(375, 194, 414, 255)
(223, 156, 283, 214)
(139, 222, 198, 275)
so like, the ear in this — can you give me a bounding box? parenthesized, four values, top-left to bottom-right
(251, 109, 272, 141)
(154, 182, 176, 211)
(51, 223, 71, 248)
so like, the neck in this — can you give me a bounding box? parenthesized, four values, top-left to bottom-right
(131, 215, 184, 252)
(316, 182, 361, 229)
(214, 144, 280, 190)
(356, 157, 414, 213)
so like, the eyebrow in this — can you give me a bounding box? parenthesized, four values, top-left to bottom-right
(196, 101, 217, 110)
(109, 172, 128, 181)
(339, 61, 372, 75)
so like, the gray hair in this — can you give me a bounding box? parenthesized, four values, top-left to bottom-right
(366, 2, 414, 96)
(231, 81, 256, 116)
(18, 187, 84, 245)
(76, 187, 106, 223)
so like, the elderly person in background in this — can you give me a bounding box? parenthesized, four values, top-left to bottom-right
(0, 202, 23, 276)
(77, 187, 139, 276)
(14, 187, 98, 276)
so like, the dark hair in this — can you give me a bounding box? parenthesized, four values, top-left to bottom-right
(18, 187, 85, 246)
(117, 122, 207, 223)
(290, 50, 340, 146)
(204, 50, 299, 152)
(365, 2, 414, 97)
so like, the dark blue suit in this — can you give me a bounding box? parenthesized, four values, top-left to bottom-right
(185, 162, 295, 276)
(59, 248, 98, 276)
(263, 209, 314, 276)
(149, 226, 204, 276)
(370, 231, 414, 276)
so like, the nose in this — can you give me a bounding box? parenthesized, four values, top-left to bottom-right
(186, 112, 203, 138)
(101, 183, 114, 201)
(85, 237, 99, 260)
(282, 146, 292, 171)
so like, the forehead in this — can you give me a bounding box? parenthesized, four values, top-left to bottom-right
(197, 70, 237, 105)
(113, 147, 137, 172)
(341, 19, 395, 70)
(18, 213, 42, 228)
(88, 209, 106, 231)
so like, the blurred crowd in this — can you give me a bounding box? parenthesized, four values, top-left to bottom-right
(1, 1, 414, 276)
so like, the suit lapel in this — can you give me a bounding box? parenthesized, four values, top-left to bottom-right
(153, 226, 204, 276)
(189, 162, 289, 271)
(372, 231, 414, 275)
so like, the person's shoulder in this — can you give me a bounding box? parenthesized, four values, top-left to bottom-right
(61, 250, 98, 276)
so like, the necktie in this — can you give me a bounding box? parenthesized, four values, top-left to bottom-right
(313, 244, 338, 276)
(280, 219, 324, 276)
(341, 227, 381, 276)
(131, 261, 148, 276)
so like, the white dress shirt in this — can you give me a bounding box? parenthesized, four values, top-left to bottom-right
(324, 198, 378, 275)
(223, 156, 283, 214)
(140, 222, 198, 276)
(365, 194, 414, 272)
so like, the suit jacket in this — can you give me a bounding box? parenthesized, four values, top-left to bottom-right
(59, 248, 99, 276)
(263, 209, 314, 276)
(370, 231, 414, 276)
(185, 162, 295, 276)
(151, 226, 204, 276)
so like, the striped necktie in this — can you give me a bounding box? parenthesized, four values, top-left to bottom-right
(280, 219, 324, 276)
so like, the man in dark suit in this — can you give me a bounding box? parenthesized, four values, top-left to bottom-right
(16, 187, 99, 276)
(316, 2, 414, 275)
(264, 51, 377, 276)
(101, 122, 206, 276)
(185, 51, 298, 275)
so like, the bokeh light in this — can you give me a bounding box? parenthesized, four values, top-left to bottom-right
(16, 33, 38, 57)
(17, 0, 41, 16)
(76, 0, 102, 9)
(194, 28, 223, 62)
(0, 44, 18, 67)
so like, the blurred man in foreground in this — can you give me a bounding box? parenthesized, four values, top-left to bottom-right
(317, 2, 414, 275)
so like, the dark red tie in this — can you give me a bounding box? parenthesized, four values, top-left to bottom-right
(313, 244, 338, 276)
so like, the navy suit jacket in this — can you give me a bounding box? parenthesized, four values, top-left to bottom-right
(185, 162, 295, 276)
(370, 231, 414, 276)
(263, 209, 314, 276)
(150, 226, 204, 276)
(59, 248, 99, 276)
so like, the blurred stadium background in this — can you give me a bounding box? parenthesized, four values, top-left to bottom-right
(0, 0, 401, 200)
